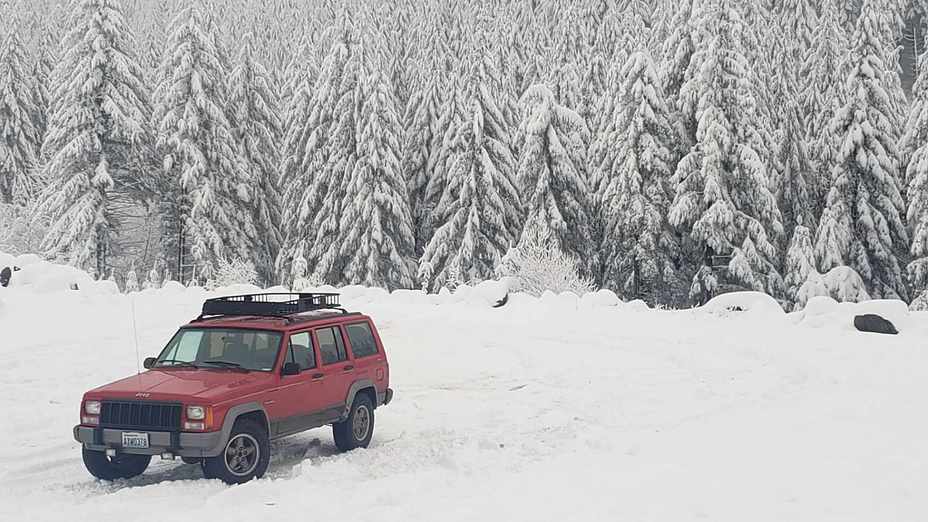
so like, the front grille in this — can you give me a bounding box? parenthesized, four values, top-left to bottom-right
(100, 400, 182, 431)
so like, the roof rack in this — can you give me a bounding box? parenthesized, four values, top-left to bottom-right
(197, 293, 344, 322)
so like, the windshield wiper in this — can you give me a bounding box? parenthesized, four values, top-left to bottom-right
(156, 360, 199, 369)
(200, 360, 250, 372)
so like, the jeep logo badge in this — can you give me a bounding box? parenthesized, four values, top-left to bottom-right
(135, 392, 151, 398)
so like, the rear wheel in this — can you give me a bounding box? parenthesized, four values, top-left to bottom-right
(333, 394, 374, 451)
(82, 448, 151, 480)
(202, 419, 269, 484)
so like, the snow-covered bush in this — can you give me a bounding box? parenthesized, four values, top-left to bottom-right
(496, 227, 595, 297)
(206, 258, 258, 290)
(289, 249, 324, 291)
(910, 291, 928, 312)
(795, 266, 871, 311)
(125, 266, 139, 292)
(0, 203, 48, 256)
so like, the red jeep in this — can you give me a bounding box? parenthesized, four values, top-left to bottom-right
(73, 293, 393, 484)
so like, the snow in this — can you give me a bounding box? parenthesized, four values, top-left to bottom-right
(702, 291, 785, 316)
(2, 264, 928, 521)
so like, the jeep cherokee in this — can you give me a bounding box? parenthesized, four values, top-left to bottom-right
(73, 293, 393, 484)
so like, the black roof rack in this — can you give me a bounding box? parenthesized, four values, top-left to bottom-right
(196, 293, 344, 322)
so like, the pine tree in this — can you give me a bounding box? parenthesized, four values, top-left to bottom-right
(401, 47, 445, 255)
(800, 0, 849, 216)
(774, 101, 816, 237)
(37, 0, 152, 274)
(152, 2, 254, 283)
(282, 36, 363, 284)
(228, 31, 283, 286)
(668, 0, 785, 303)
(599, 49, 681, 303)
(814, 0, 909, 299)
(517, 83, 595, 276)
(125, 264, 139, 292)
(336, 57, 416, 290)
(30, 21, 58, 151)
(904, 49, 928, 298)
(418, 50, 523, 291)
(0, 30, 41, 204)
(784, 223, 817, 302)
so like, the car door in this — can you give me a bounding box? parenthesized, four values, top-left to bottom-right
(271, 330, 327, 436)
(312, 325, 353, 419)
(343, 320, 385, 390)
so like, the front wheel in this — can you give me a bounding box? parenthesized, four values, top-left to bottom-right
(202, 419, 270, 484)
(82, 448, 151, 480)
(333, 394, 374, 451)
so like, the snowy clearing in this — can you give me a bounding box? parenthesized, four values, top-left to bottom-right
(1, 280, 927, 521)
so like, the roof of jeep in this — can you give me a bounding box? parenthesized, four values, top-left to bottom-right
(184, 310, 368, 332)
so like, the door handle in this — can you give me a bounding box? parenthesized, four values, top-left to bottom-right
(343, 365, 354, 372)
(311, 373, 324, 381)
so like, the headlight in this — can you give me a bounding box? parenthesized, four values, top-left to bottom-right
(186, 405, 205, 420)
(84, 400, 101, 415)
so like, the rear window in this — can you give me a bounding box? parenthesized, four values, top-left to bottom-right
(346, 322, 378, 358)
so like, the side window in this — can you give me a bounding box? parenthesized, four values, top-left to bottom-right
(316, 327, 347, 365)
(287, 332, 315, 371)
(346, 322, 378, 358)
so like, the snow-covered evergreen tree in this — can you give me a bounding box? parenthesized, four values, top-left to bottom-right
(37, 0, 152, 274)
(125, 264, 139, 292)
(418, 51, 523, 292)
(800, 0, 849, 215)
(228, 31, 283, 286)
(905, 48, 928, 298)
(774, 101, 816, 237)
(335, 57, 416, 290)
(517, 84, 595, 276)
(278, 34, 358, 283)
(668, 0, 785, 303)
(814, 0, 909, 300)
(660, 0, 695, 110)
(152, 2, 255, 284)
(784, 222, 817, 302)
(0, 30, 41, 205)
(30, 22, 58, 152)
(401, 66, 445, 255)
(599, 49, 681, 303)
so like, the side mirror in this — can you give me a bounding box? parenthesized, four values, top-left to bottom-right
(143, 357, 157, 369)
(281, 362, 301, 376)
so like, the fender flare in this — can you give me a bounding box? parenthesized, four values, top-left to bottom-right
(342, 379, 376, 419)
(212, 402, 269, 454)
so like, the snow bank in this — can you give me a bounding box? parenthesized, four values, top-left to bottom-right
(8, 258, 94, 293)
(579, 289, 621, 309)
(701, 291, 785, 317)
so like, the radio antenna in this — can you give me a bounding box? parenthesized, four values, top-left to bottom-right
(130, 294, 142, 375)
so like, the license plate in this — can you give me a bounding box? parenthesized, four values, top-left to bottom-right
(122, 432, 149, 449)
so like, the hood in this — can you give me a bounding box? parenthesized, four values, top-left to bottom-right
(88, 369, 276, 404)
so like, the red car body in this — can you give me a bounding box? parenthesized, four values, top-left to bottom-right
(74, 306, 392, 482)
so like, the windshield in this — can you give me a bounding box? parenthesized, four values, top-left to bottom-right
(155, 328, 283, 372)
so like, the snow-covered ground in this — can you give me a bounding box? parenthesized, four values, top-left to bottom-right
(1, 259, 928, 521)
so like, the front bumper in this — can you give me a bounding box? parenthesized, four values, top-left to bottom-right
(73, 425, 224, 457)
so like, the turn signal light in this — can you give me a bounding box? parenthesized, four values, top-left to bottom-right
(82, 415, 99, 425)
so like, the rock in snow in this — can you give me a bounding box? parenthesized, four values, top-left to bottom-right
(854, 314, 899, 335)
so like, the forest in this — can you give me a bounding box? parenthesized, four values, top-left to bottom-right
(1, 0, 927, 309)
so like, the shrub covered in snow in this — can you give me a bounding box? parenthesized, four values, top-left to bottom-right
(910, 290, 928, 311)
(206, 258, 258, 290)
(496, 227, 595, 297)
(795, 266, 871, 311)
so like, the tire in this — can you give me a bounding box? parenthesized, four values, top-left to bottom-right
(333, 393, 374, 452)
(202, 419, 269, 485)
(82, 448, 151, 480)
